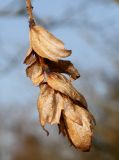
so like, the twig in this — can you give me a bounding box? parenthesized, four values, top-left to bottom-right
(26, 0, 35, 27)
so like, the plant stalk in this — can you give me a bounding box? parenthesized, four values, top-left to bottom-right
(26, 0, 35, 27)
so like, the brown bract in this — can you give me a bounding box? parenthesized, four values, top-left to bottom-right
(37, 83, 94, 152)
(24, 25, 71, 63)
(60, 97, 94, 151)
(45, 59, 80, 80)
(26, 61, 44, 85)
(47, 72, 87, 108)
(37, 84, 64, 126)
(24, 23, 95, 152)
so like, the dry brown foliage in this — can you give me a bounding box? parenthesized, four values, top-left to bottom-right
(24, 24, 95, 152)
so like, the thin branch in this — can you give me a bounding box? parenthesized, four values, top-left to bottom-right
(26, 0, 35, 27)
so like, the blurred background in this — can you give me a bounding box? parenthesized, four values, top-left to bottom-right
(0, 0, 119, 160)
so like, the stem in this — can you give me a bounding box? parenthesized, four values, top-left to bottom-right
(26, 0, 35, 27)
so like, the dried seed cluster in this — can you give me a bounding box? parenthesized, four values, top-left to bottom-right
(24, 24, 95, 152)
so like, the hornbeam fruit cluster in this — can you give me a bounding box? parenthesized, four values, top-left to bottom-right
(24, 23, 95, 152)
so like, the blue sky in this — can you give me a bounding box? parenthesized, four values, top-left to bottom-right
(0, 0, 119, 106)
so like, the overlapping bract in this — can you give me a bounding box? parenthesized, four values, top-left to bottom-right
(24, 25, 71, 62)
(24, 24, 95, 152)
